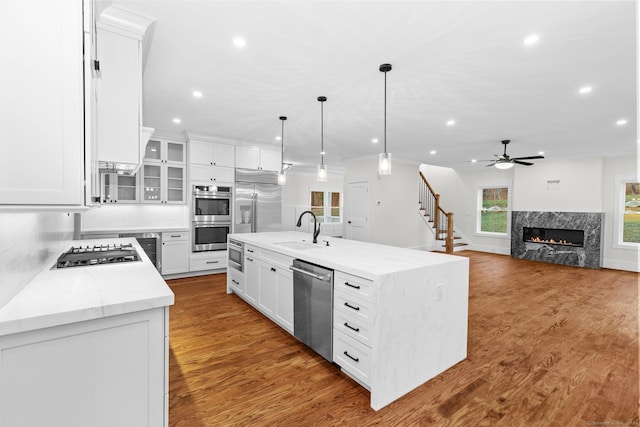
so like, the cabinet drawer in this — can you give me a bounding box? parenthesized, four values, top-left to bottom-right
(260, 248, 293, 270)
(334, 290, 375, 324)
(334, 309, 372, 348)
(190, 254, 227, 272)
(333, 329, 371, 387)
(228, 268, 245, 294)
(244, 244, 259, 259)
(162, 231, 188, 242)
(335, 271, 375, 302)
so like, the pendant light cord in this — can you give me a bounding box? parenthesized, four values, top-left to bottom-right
(321, 100, 324, 166)
(384, 70, 387, 154)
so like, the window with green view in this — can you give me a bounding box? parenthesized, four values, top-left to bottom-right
(623, 181, 640, 243)
(478, 187, 509, 234)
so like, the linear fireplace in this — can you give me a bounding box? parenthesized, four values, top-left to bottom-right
(511, 211, 603, 269)
(523, 227, 584, 247)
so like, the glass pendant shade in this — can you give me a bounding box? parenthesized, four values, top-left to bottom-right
(378, 152, 392, 175)
(317, 164, 328, 182)
(277, 171, 286, 185)
(495, 161, 514, 170)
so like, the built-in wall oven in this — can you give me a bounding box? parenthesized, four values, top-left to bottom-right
(193, 185, 232, 222)
(193, 222, 230, 252)
(192, 185, 232, 252)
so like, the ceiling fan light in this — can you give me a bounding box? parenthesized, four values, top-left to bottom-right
(495, 161, 514, 170)
(378, 152, 392, 175)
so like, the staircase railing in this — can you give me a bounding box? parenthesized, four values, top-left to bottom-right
(418, 171, 455, 253)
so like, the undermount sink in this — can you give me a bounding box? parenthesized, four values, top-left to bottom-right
(274, 241, 321, 250)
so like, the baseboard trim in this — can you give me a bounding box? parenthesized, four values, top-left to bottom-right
(602, 258, 640, 272)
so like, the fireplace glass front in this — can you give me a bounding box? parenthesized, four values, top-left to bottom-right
(523, 227, 585, 247)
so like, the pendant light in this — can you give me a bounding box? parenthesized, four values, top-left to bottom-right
(378, 63, 392, 175)
(317, 96, 328, 182)
(278, 116, 287, 185)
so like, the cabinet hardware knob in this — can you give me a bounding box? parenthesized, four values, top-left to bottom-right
(344, 322, 360, 332)
(247, 257, 253, 262)
(247, 249, 254, 253)
(348, 221, 352, 224)
(343, 351, 359, 363)
(271, 267, 276, 272)
(344, 282, 360, 289)
(344, 302, 360, 311)
(232, 279, 239, 285)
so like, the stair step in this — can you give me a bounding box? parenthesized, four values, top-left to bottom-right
(436, 235, 462, 240)
(441, 242, 469, 248)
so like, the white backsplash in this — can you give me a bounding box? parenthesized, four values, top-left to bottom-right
(81, 204, 190, 231)
(0, 211, 74, 308)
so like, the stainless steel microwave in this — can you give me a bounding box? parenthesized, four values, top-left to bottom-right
(193, 185, 232, 222)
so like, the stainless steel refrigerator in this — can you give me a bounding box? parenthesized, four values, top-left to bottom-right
(234, 168, 282, 233)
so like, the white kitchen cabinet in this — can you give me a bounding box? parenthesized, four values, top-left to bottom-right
(95, 6, 154, 173)
(258, 260, 277, 317)
(0, 0, 84, 205)
(189, 139, 235, 167)
(142, 139, 186, 204)
(228, 267, 245, 295)
(190, 164, 235, 184)
(161, 231, 189, 275)
(244, 251, 259, 305)
(236, 146, 281, 171)
(0, 307, 168, 427)
(100, 173, 139, 203)
(189, 250, 227, 272)
(274, 266, 294, 332)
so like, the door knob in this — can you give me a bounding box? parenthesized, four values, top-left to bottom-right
(348, 221, 352, 224)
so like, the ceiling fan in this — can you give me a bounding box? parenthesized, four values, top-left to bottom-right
(480, 140, 544, 169)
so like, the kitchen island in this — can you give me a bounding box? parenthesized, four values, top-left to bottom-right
(227, 231, 469, 411)
(0, 238, 174, 427)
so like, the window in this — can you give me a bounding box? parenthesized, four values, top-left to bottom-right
(622, 181, 640, 244)
(310, 190, 341, 223)
(477, 186, 509, 234)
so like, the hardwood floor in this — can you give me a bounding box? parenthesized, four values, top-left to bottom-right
(166, 251, 639, 426)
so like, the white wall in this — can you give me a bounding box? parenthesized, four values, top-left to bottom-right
(0, 211, 74, 308)
(281, 170, 344, 237)
(512, 156, 603, 212)
(344, 157, 430, 248)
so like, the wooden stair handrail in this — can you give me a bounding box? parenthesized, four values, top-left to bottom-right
(418, 171, 456, 253)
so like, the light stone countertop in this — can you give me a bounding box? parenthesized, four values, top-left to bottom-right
(0, 238, 175, 336)
(229, 231, 465, 280)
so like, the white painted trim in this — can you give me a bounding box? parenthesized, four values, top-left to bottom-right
(612, 175, 640, 249)
(98, 5, 156, 40)
(602, 258, 640, 272)
(465, 244, 511, 256)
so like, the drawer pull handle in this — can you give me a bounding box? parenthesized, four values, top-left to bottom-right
(247, 257, 254, 262)
(344, 302, 360, 311)
(206, 261, 219, 264)
(170, 235, 181, 238)
(344, 281, 360, 289)
(271, 267, 276, 272)
(344, 351, 359, 363)
(247, 249, 254, 253)
(232, 279, 239, 285)
(344, 322, 360, 332)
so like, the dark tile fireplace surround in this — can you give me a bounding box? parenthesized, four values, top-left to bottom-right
(511, 211, 604, 268)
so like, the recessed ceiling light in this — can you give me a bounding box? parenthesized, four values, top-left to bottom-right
(616, 119, 628, 126)
(446, 120, 455, 126)
(320, 151, 325, 155)
(430, 150, 436, 155)
(523, 34, 539, 45)
(372, 138, 379, 144)
(578, 86, 593, 94)
(470, 159, 477, 163)
(233, 37, 246, 48)
(275, 136, 281, 141)
(538, 151, 545, 155)
(193, 91, 203, 98)
(172, 118, 181, 124)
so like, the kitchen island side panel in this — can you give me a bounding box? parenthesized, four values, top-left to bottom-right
(371, 257, 469, 410)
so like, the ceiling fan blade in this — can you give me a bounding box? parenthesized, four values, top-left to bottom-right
(511, 155, 544, 160)
(513, 160, 534, 166)
(485, 162, 497, 167)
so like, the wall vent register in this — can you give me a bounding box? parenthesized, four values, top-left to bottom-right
(55, 243, 140, 268)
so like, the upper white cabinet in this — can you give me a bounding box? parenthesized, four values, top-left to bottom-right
(189, 139, 235, 183)
(141, 139, 186, 204)
(95, 6, 155, 173)
(0, 0, 84, 205)
(236, 146, 281, 171)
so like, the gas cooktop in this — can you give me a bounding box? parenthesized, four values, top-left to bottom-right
(55, 243, 140, 269)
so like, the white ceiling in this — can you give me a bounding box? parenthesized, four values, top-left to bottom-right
(107, 0, 637, 172)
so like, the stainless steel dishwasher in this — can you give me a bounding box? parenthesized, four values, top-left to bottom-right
(290, 259, 334, 362)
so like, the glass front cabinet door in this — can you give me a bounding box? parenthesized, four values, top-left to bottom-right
(141, 139, 185, 204)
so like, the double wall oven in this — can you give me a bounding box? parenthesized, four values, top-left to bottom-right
(192, 185, 232, 252)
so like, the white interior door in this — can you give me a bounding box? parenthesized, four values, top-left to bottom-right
(346, 180, 369, 241)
